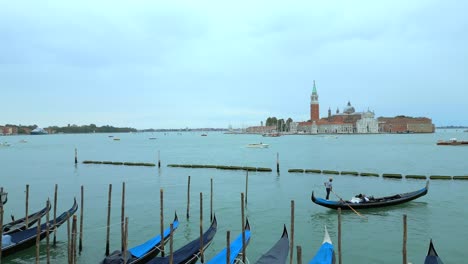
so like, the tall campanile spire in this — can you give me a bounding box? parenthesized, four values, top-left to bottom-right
(310, 80, 319, 121)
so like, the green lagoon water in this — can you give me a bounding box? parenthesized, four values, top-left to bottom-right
(1, 130, 467, 263)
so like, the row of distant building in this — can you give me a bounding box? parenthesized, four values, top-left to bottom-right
(246, 81, 435, 134)
(0, 126, 48, 135)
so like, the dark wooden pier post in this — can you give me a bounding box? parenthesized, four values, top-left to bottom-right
(121, 182, 125, 252)
(338, 208, 342, 264)
(199, 192, 204, 263)
(169, 223, 174, 264)
(75, 148, 78, 164)
(241, 193, 246, 264)
(245, 171, 249, 205)
(35, 217, 41, 264)
(25, 184, 29, 227)
(67, 212, 71, 263)
(290, 200, 295, 264)
(53, 184, 58, 245)
(226, 231, 231, 264)
(160, 189, 165, 257)
(297, 245, 302, 264)
(0, 201, 4, 263)
(123, 217, 128, 264)
(403, 214, 407, 264)
(276, 152, 280, 173)
(186, 176, 191, 219)
(79, 185, 84, 254)
(72, 215, 78, 264)
(158, 150, 161, 168)
(46, 199, 51, 264)
(105, 184, 112, 256)
(210, 178, 213, 222)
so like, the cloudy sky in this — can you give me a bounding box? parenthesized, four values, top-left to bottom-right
(1, 0, 467, 129)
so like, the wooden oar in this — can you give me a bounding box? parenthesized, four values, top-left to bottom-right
(331, 190, 367, 219)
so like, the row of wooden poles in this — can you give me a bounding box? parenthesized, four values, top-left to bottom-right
(1, 178, 410, 264)
(0, 184, 84, 264)
(74, 148, 282, 173)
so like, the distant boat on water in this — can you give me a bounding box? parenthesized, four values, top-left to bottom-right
(30, 127, 48, 135)
(201, 134, 208, 136)
(113, 138, 121, 141)
(262, 133, 281, 137)
(437, 138, 468, 146)
(247, 143, 269, 148)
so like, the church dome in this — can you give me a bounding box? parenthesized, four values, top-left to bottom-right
(343, 101, 355, 114)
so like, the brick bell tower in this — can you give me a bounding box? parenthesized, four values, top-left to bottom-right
(310, 80, 319, 121)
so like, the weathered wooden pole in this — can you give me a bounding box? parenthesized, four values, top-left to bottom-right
(276, 152, 280, 173)
(338, 208, 342, 264)
(105, 184, 112, 256)
(210, 178, 213, 222)
(290, 200, 295, 264)
(241, 193, 246, 264)
(72, 215, 78, 264)
(158, 150, 161, 168)
(169, 223, 174, 264)
(199, 192, 204, 263)
(46, 199, 51, 264)
(296, 245, 302, 264)
(226, 231, 231, 264)
(403, 214, 407, 264)
(79, 185, 84, 254)
(1, 202, 4, 264)
(186, 176, 191, 219)
(245, 171, 249, 205)
(67, 212, 71, 263)
(25, 184, 29, 227)
(123, 217, 128, 264)
(75, 148, 78, 164)
(35, 216, 41, 264)
(53, 184, 58, 246)
(160, 189, 165, 257)
(121, 182, 125, 252)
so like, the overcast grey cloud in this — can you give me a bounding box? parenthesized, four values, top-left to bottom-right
(1, 0, 467, 128)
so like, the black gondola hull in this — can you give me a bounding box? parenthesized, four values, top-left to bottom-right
(311, 183, 429, 210)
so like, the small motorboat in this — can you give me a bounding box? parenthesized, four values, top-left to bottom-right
(436, 138, 468, 145)
(247, 143, 269, 148)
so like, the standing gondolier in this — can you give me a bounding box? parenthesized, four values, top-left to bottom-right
(324, 178, 333, 200)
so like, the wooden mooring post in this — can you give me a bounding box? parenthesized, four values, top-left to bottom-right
(210, 178, 213, 222)
(67, 212, 71, 263)
(186, 176, 191, 219)
(226, 231, 231, 264)
(79, 185, 84, 254)
(160, 189, 165, 257)
(338, 208, 342, 264)
(35, 217, 41, 264)
(105, 184, 112, 256)
(25, 184, 29, 227)
(75, 148, 78, 164)
(199, 192, 204, 263)
(123, 217, 128, 264)
(276, 152, 280, 173)
(245, 171, 249, 205)
(169, 223, 174, 264)
(46, 199, 51, 264)
(296, 245, 302, 264)
(1, 202, 4, 264)
(158, 150, 161, 168)
(290, 200, 295, 264)
(241, 193, 246, 264)
(53, 184, 58, 245)
(403, 214, 407, 264)
(121, 182, 126, 252)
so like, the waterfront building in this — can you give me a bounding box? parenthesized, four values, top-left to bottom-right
(378, 116, 435, 133)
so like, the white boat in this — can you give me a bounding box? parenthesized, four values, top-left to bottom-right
(247, 143, 269, 148)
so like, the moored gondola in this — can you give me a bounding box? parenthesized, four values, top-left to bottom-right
(309, 226, 335, 264)
(255, 225, 289, 264)
(2, 202, 52, 235)
(205, 218, 251, 264)
(424, 239, 444, 264)
(311, 182, 429, 210)
(1, 198, 78, 257)
(102, 213, 180, 264)
(146, 214, 218, 264)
